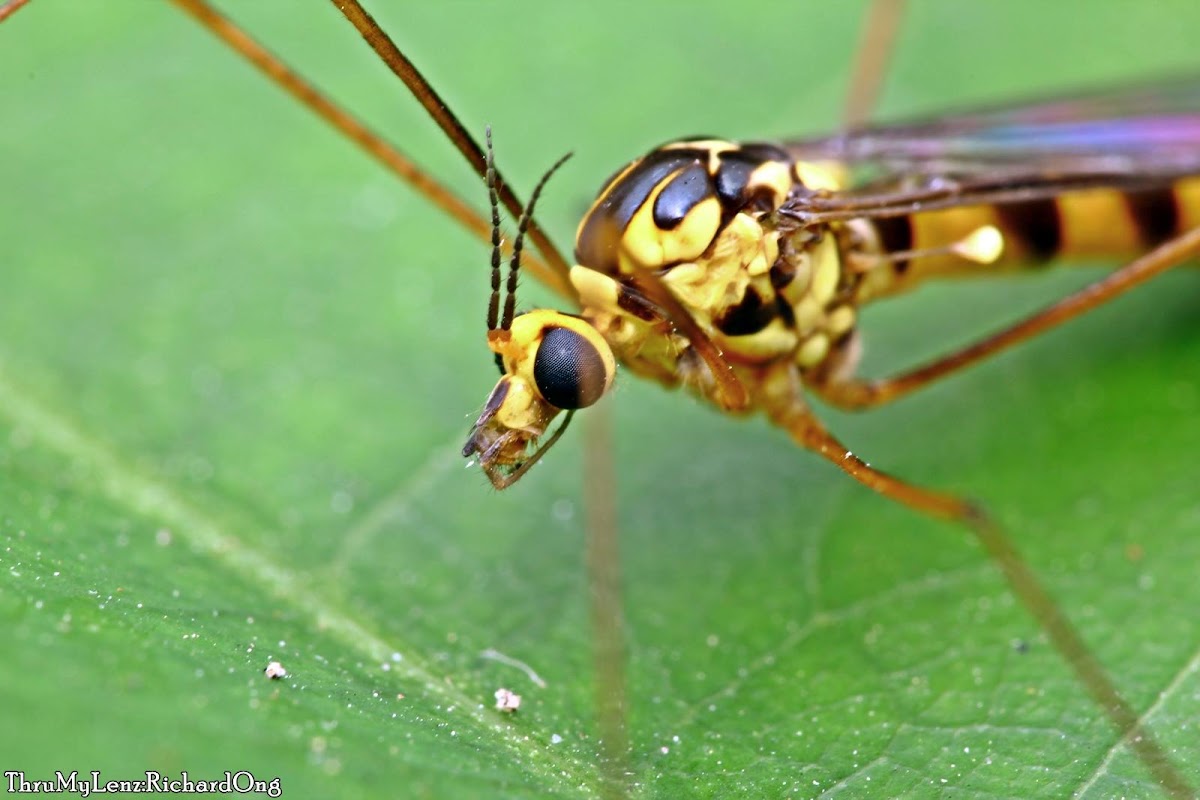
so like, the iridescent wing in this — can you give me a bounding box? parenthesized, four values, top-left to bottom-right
(783, 75, 1200, 222)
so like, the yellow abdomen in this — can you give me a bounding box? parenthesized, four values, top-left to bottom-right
(862, 176, 1200, 299)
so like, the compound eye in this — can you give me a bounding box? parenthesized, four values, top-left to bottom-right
(533, 326, 609, 409)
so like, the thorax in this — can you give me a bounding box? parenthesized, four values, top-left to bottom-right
(570, 139, 864, 408)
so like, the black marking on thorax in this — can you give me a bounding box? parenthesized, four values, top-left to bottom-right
(653, 162, 712, 228)
(576, 148, 709, 273)
(712, 143, 790, 212)
(715, 288, 775, 336)
(575, 141, 796, 274)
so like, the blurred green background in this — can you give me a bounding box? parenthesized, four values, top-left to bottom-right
(2, 1, 1200, 797)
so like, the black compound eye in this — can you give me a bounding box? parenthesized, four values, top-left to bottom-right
(533, 327, 608, 409)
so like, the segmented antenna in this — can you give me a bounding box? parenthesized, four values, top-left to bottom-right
(500, 150, 574, 330)
(485, 127, 503, 334)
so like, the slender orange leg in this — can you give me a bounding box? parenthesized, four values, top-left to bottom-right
(763, 399, 1195, 799)
(815, 223, 1200, 410)
(583, 402, 629, 799)
(323, 0, 574, 294)
(818, 12, 1197, 787)
(166, 0, 574, 302)
(0, 0, 31, 23)
(631, 274, 751, 411)
(841, 0, 908, 130)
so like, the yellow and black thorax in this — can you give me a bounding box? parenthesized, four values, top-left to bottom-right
(570, 139, 862, 394)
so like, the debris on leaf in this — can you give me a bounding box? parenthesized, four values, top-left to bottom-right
(494, 687, 521, 712)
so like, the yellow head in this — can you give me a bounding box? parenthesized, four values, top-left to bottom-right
(461, 131, 616, 489)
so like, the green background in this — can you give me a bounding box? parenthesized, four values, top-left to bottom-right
(2, 1, 1199, 797)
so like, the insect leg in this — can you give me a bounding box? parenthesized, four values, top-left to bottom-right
(770, 404, 1195, 798)
(324, 0, 575, 295)
(629, 274, 750, 411)
(0, 0, 31, 23)
(841, 0, 908, 130)
(583, 402, 630, 796)
(167, 0, 575, 302)
(813, 224, 1200, 410)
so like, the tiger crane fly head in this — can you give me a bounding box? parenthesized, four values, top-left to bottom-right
(461, 128, 616, 489)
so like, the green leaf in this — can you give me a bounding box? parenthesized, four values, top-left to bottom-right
(2, 2, 1199, 798)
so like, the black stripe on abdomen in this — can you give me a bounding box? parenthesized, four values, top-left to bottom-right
(995, 197, 1062, 261)
(1123, 186, 1180, 247)
(873, 215, 913, 273)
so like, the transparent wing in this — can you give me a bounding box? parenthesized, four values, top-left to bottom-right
(782, 75, 1200, 222)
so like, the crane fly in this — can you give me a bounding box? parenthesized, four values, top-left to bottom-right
(3, 1, 1199, 797)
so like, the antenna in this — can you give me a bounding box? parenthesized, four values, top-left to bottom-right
(485, 128, 503, 331)
(501, 150, 574, 330)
